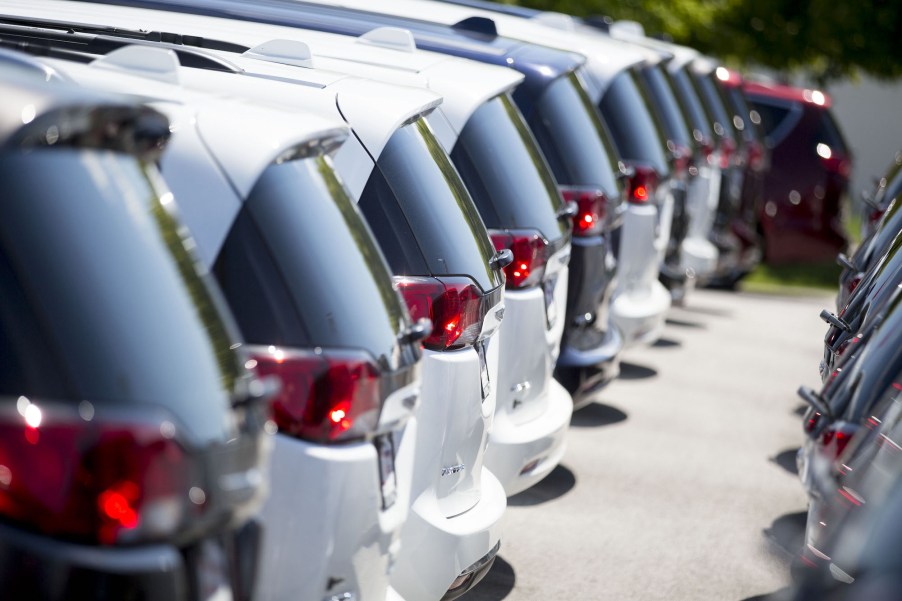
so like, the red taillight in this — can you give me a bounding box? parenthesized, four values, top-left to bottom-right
(821, 155, 852, 178)
(397, 276, 486, 350)
(0, 403, 188, 545)
(805, 411, 822, 433)
(719, 137, 736, 170)
(821, 426, 854, 460)
(489, 229, 549, 288)
(847, 274, 862, 295)
(700, 138, 716, 166)
(747, 140, 765, 171)
(248, 346, 381, 443)
(561, 187, 607, 237)
(626, 164, 659, 205)
(669, 143, 692, 179)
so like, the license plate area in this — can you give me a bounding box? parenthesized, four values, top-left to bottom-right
(477, 339, 491, 401)
(375, 433, 397, 510)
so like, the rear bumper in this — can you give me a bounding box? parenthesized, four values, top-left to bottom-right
(484, 377, 572, 496)
(392, 467, 506, 601)
(610, 281, 671, 347)
(258, 430, 412, 601)
(0, 520, 241, 601)
(556, 324, 623, 408)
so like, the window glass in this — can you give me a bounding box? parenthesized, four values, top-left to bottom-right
(0, 149, 240, 441)
(695, 72, 738, 144)
(671, 68, 714, 142)
(748, 100, 792, 139)
(451, 94, 567, 242)
(214, 155, 407, 370)
(359, 119, 501, 292)
(527, 72, 621, 197)
(600, 70, 669, 174)
(641, 64, 693, 148)
(816, 110, 849, 156)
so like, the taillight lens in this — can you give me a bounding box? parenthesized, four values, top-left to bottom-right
(0, 402, 188, 545)
(821, 154, 852, 178)
(397, 276, 487, 351)
(489, 229, 549, 289)
(805, 411, 822, 434)
(560, 187, 607, 237)
(248, 346, 381, 444)
(669, 143, 692, 179)
(747, 139, 765, 171)
(719, 137, 736, 170)
(626, 164, 659, 205)
(700, 138, 716, 166)
(821, 425, 854, 460)
(847, 273, 862, 295)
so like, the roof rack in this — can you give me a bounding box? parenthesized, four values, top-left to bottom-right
(0, 21, 244, 73)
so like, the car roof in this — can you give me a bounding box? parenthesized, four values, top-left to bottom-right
(743, 79, 834, 109)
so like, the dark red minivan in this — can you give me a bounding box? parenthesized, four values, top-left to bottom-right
(743, 80, 851, 264)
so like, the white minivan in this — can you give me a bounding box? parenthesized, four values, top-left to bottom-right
(1, 13, 509, 601)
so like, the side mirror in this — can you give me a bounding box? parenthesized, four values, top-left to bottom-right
(401, 318, 433, 345)
(820, 309, 852, 333)
(490, 248, 513, 271)
(836, 253, 856, 271)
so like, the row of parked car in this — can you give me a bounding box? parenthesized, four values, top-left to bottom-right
(788, 148, 902, 600)
(0, 1, 853, 600)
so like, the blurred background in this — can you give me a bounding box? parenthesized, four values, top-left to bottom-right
(497, 0, 902, 290)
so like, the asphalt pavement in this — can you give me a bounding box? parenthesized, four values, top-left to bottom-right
(468, 287, 834, 601)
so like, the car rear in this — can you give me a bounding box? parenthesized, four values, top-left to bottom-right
(450, 92, 574, 495)
(0, 67, 269, 601)
(355, 117, 507, 601)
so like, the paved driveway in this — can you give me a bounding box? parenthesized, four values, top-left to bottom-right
(469, 288, 833, 601)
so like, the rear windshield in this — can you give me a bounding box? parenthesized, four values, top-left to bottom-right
(0, 149, 240, 441)
(358, 118, 501, 292)
(815, 109, 849, 157)
(695, 72, 738, 144)
(599, 69, 669, 174)
(451, 94, 567, 243)
(747, 97, 802, 147)
(525, 72, 621, 197)
(671, 67, 714, 143)
(213, 155, 408, 370)
(640, 64, 693, 149)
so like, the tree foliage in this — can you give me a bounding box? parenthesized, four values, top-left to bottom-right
(505, 0, 902, 83)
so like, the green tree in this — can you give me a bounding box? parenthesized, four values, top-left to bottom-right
(505, 0, 902, 83)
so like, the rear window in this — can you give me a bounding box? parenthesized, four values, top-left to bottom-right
(747, 97, 802, 147)
(695, 72, 738, 144)
(671, 67, 713, 143)
(451, 94, 567, 243)
(0, 149, 240, 441)
(526, 72, 621, 197)
(599, 69, 669, 174)
(640, 64, 693, 149)
(358, 118, 502, 292)
(727, 87, 762, 144)
(213, 155, 408, 370)
(815, 110, 849, 157)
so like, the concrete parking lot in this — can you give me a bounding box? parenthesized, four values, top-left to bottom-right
(469, 287, 833, 601)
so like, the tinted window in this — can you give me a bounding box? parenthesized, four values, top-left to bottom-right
(640, 64, 693, 148)
(816, 110, 849, 156)
(359, 119, 501, 292)
(214, 155, 407, 370)
(0, 149, 240, 442)
(451, 94, 567, 242)
(747, 98, 797, 145)
(527, 72, 621, 197)
(727, 87, 762, 144)
(600, 70, 669, 174)
(671, 68, 713, 142)
(695, 72, 738, 144)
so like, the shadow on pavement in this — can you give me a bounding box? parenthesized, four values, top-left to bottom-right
(508, 464, 576, 507)
(675, 303, 734, 318)
(619, 361, 658, 380)
(763, 511, 807, 559)
(739, 588, 792, 601)
(793, 404, 808, 417)
(665, 317, 706, 329)
(771, 448, 800, 476)
(570, 402, 627, 428)
(467, 556, 516, 601)
(652, 336, 682, 349)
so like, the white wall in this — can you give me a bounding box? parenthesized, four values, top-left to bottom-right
(826, 76, 902, 207)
